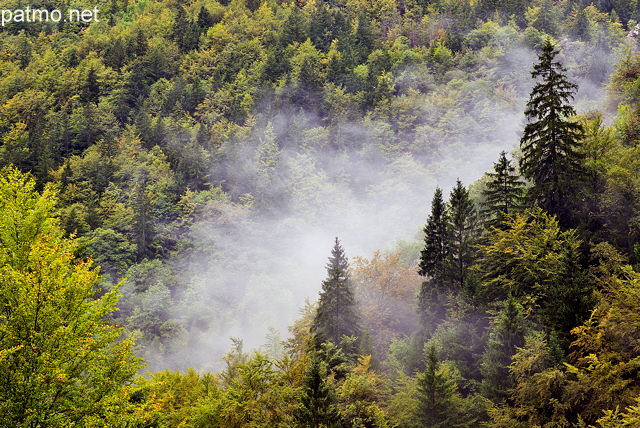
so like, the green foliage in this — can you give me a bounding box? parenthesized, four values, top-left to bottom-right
(520, 38, 585, 227)
(416, 344, 465, 427)
(481, 151, 525, 230)
(0, 1, 635, 425)
(480, 297, 530, 401)
(337, 355, 391, 427)
(0, 167, 150, 426)
(311, 238, 361, 357)
(418, 187, 449, 330)
(447, 179, 480, 291)
(477, 208, 595, 341)
(295, 355, 340, 428)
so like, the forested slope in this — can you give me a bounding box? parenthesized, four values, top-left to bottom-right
(2, 0, 640, 425)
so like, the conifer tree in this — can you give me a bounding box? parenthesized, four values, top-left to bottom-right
(294, 356, 339, 428)
(196, 5, 214, 31)
(481, 151, 525, 230)
(418, 188, 449, 331)
(480, 297, 529, 402)
(446, 179, 479, 291)
(416, 344, 462, 427)
(520, 38, 584, 227)
(311, 238, 361, 355)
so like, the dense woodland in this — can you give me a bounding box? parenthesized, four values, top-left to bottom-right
(4, 0, 640, 425)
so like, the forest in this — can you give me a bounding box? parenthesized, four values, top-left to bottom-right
(2, 0, 640, 425)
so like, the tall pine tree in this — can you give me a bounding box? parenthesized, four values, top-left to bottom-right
(520, 38, 584, 227)
(418, 187, 449, 332)
(481, 151, 525, 230)
(311, 238, 361, 356)
(446, 179, 479, 292)
(416, 344, 463, 427)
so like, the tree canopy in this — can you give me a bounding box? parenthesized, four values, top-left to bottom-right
(0, 167, 149, 426)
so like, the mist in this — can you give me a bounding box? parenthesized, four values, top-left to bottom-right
(141, 36, 626, 372)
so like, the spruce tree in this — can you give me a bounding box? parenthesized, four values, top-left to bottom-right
(311, 238, 360, 355)
(416, 344, 462, 427)
(520, 38, 584, 227)
(446, 179, 479, 291)
(294, 356, 339, 428)
(481, 151, 525, 230)
(418, 187, 449, 331)
(480, 297, 529, 402)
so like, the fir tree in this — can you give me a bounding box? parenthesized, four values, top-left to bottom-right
(311, 238, 361, 356)
(446, 179, 479, 291)
(416, 344, 462, 427)
(294, 356, 339, 428)
(418, 187, 449, 331)
(480, 297, 529, 402)
(196, 5, 214, 31)
(481, 151, 525, 230)
(520, 38, 584, 227)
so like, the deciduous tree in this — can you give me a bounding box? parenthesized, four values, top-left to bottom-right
(0, 167, 149, 426)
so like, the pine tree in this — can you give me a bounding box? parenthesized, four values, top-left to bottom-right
(481, 151, 525, 230)
(311, 238, 361, 355)
(419, 187, 449, 283)
(480, 297, 529, 402)
(418, 188, 449, 331)
(446, 179, 479, 291)
(196, 5, 214, 31)
(416, 344, 462, 427)
(520, 38, 584, 227)
(294, 356, 340, 428)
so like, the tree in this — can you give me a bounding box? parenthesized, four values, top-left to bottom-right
(416, 344, 463, 427)
(481, 151, 525, 230)
(294, 356, 340, 428)
(0, 167, 149, 426)
(418, 187, 449, 331)
(311, 238, 361, 356)
(446, 179, 479, 292)
(351, 251, 421, 361)
(479, 297, 529, 402)
(519, 38, 584, 227)
(337, 355, 391, 428)
(477, 208, 594, 343)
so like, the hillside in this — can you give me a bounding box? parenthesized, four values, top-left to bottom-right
(2, 0, 640, 425)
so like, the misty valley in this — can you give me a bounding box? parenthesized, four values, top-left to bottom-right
(2, 0, 640, 426)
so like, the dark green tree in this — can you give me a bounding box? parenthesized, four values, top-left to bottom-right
(311, 238, 361, 355)
(481, 151, 525, 230)
(80, 66, 100, 105)
(172, 5, 200, 52)
(280, 6, 308, 47)
(418, 188, 449, 331)
(520, 38, 584, 227)
(294, 356, 340, 428)
(309, 2, 333, 52)
(131, 180, 155, 261)
(446, 179, 479, 291)
(479, 297, 529, 402)
(416, 344, 462, 427)
(352, 11, 375, 65)
(196, 6, 214, 31)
